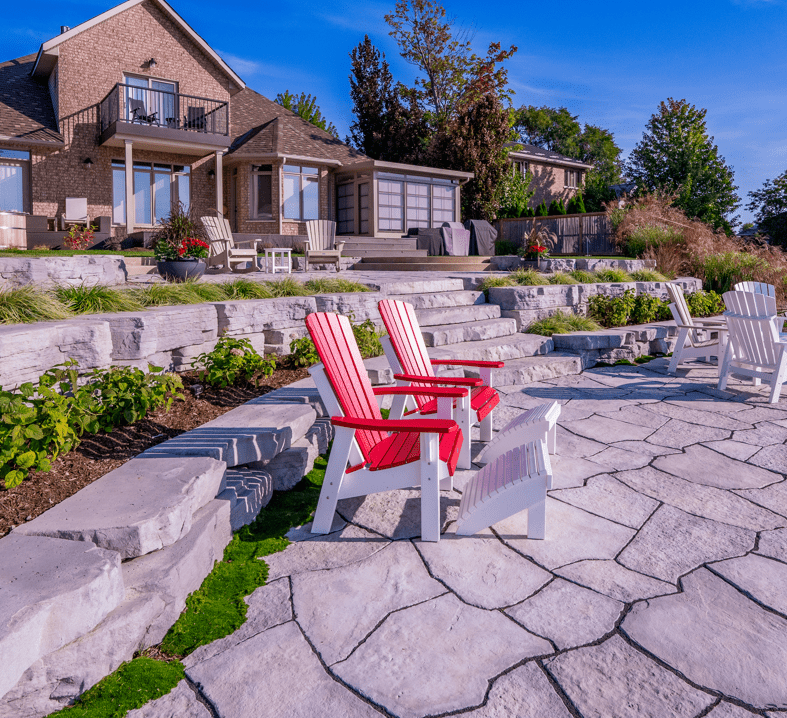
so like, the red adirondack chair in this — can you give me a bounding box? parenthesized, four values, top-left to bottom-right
(378, 299, 561, 469)
(306, 312, 465, 542)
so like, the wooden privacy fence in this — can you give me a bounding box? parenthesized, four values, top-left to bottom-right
(495, 212, 617, 256)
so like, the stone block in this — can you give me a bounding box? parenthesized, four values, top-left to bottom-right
(214, 297, 317, 336)
(0, 256, 126, 289)
(263, 326, 309, 347)
(218, 468, 274, 530)
(252, 437, 317, 492)
(126, 681, 211, 718)
(14, 457, 226, 559)
(0, 535, 124, 699)
(0, 320, 113, 390)
(313, 293, 383, 323)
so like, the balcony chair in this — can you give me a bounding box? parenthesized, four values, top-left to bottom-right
(305, 220, 344, 272)
(306, 312, 553, 540)
(201, 216, 260, 273)
(377, 298, 560, 470)
(666, 283, 727, 373)
(61, 198, 90, 231)
(128, 98, 158, 125)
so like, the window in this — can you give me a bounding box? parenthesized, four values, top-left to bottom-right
(124, 75, 177, 127)
(378, 180, 403, 232)
(432, 185, 455, 225)
(406, 183, 430, 230)
(337, 183, 355, 234)
(512, 160, 529, 176)
(111, 160, 189, 225)
(375, 173, 457, 232)
(359, 183, 370, 234)
(251, 164, 273, 219)
(283, 165, 319, 221)
(0, 149, 31, 213)
(565, 169, 582, 189)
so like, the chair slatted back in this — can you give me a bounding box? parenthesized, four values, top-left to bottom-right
(65, 198, 88, 222)
(724, 311, 781, 369)
(201, 216, 231, 257)
(306, 220, 336, 251)
(724, 290, 776, 318)
(378, 299, 434, 411)
(734, 281, 775, 298)
(305, 312, 387, 461)
(220, 217, 237, 249)
(666, 283, 693, 327)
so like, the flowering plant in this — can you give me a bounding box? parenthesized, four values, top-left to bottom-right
(154, 236, 210, 261)
(526, 243, 549, 259)
(63, 224, 95, 250)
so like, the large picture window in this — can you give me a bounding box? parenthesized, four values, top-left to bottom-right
(0, 149, 31, 213)
(112, 160, 190, 225)
(283, 165, 319, 221)
(376, 173, 457, 232)
(251, 164, 273, 219)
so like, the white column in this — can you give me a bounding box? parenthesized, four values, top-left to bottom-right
(124, 140, 134, 235)
(215, 150, 224, 219)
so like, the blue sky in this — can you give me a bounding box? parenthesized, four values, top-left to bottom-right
(6, 0, 786, 222)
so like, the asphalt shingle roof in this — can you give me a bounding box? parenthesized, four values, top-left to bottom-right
(0, 54, 63, 145)
(509, 143, 592, 168)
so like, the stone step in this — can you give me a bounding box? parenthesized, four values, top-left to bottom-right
(429, 333, 554, 363)
(385, 290, 484, 309)
(421, 318, 518, 347)
(362, 256, 492, 264)
(359, 277, 467, 295)
(341, 239, 417, 249)
(466, 353, 583, 385)
(356, 261, 493, 272)
(219, 468, 274, 531)
(415, 304, 501, 327)
(341, 249, 429, 258)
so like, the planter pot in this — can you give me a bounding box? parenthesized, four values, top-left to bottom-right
(156, 259, 206, 282)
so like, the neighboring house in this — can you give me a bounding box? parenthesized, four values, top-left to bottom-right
(0, 0, 472, 244)
(507, 144, 592, 208)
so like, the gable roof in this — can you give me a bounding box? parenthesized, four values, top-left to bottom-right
(0, 54, 63, 146)
(508, 143, 592, 170)
(31, 0, 245, 90)
(227, 88, 368, 166)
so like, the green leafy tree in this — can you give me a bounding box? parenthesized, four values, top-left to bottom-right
(626, 98, 740, 232)
(746, 169, 787, 245)
(536, 201, 548, 217)
(275, 91, 338, 138)
(514, 106, 582, 156)
(497, 168, 535, 217)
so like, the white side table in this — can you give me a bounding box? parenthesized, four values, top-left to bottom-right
(262, 248, 292, 274)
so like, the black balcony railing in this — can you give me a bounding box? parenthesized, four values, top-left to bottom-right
(99, 83, 229, 137)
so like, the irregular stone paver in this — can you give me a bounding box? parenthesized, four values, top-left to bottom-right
(653, 444, 780, 490)
(702, 439, 760, 461)
(187, 622, 380, 718)
(555, 425, 607, 458)
(549, 455, 608, 489)
(125, 680, 210, 718)
(732, 421, 787, 446)
(646, 418, 730, 449)
(416, 529, 551, 609)
(758, 528, 787, 561)
(610, 440, 681, 457)
(616, 466, 785, 531)
(555, 559, 676, 602)
(586, 446, 652, 471)
(748, 444, 787, 473)
(506, 578, 622, 649)
(562, 416, 655, 444)
(551, 475, 658, 528)
(293, 541, 444, 665)
(618, 505, 755, 582)
(705, 703, 761, 718)
(623, 569, 787, 709)
(265, 523, 389, 581)
(665, 392, 753, 414)
(337, 489, 458, 539)
(457, 662, 571, 717)
(333, 593, 551, 718)
(184, 579, 292, 668)
(544, 635, 714, 718)
(645, 401, 752, 430)
(734, 480, 787, 519)
(711, 553, 787, 615)
(496, 498, 635, 570)
(597, 405, 670, 429)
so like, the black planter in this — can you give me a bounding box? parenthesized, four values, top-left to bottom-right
(156, 259, 206, 282)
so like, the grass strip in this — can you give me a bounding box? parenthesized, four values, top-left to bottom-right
(526, 311, 603, 337)
(0, 286, 73, 323)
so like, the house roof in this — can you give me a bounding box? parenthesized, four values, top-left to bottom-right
(226, 89, 368, 166)
(31, 0, 245, 90)
(508, 143, 592, 170)
(0, 54, 63, 146)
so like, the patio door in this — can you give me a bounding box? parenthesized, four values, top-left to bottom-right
(124, 75, 177, 126)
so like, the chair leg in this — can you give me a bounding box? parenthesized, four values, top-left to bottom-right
(419, 434, 441, 542)
(312, 427, 353, 534)
(717, 343, 733, 391)
(528, 500, 546, 540)
(455, 395, 471, 470)
(480, 407, 494, 442)
(548, 420, 557, 454)
(668, 328, 689, 373)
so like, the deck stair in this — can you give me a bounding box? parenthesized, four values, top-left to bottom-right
(341, 237, 427, 259)
(355, 255, 494, 272)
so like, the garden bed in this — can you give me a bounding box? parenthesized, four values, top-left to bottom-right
(0, 366, 308, 538)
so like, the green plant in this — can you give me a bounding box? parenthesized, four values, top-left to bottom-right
(494, 240, 519, 256)
(686, 289, 725, 317)
(701, 251, 769, 295)
(303, 278, 370, 294)
(186, 281, 232, 302)
(497, 168, 535, 218)
(132, 283, 203, 307)
(195, 337, 275, 388)
(0, 286, 73, 324)
(264, 278, 310, 297)
(536, 201, 549, 217)
(630, 293, 670, 324)
(478, 275, 514, 294)
(588, 289, 636, 327)
(54, 284, 143, 315)
(288, 336, 320, 367)
(547, 272, 578, 285)
(566, 193, 586, 214)
(630, 269, 668, 282)
(63, 224, 96, 251)
(594, 268, 633, 283)
(220, 279, 274, 300)
(622, 223, 683, 258)
(525, 311, 602, 336)
(350, 315, 384, 358)
(87, 365, 184, 431)
(569, 269, 597, 284)
(151, 202, 210, 262)
(510, 268, 549, 286)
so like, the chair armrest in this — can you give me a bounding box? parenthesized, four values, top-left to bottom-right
(372, 386, 468, 398)
(335, 241, 346, 255)
(675, 323, 727, 331)
(692, 318, 727, 326)
(332, 416, 457, 434)
(431, 359, 505, 369)
(394, 373, 482, 387)
(233, 238, 261, 249)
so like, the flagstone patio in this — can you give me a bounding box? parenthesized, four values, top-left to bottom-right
(131, 359, 787, 718)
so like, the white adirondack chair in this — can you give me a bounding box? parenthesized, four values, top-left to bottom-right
(305, 220, 344, 272)
(718, 300, 787, 403)
(732, 282, 786, 334)
(201, 216, 260, 273)
(61, 198, 89, 230)
(734, 281, 775, 298)
(666, 283, 727, 373)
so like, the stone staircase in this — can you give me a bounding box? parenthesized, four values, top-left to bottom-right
(341, 237, 427, 259)
(357, 256, 493, 272)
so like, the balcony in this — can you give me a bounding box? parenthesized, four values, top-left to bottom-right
(99, 83, 230, 155)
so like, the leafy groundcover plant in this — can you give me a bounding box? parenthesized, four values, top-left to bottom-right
(194, 337, 275, 388)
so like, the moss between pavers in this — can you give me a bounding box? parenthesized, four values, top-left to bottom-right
(53, 454, 329, 715)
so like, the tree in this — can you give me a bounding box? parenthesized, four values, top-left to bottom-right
(746, 170, 787, 245)
(347, 36, 426, 163)
(275, 91, 338, 138)
(514, 106, 581, 156)
(497, 168, 535, 218)
(626, 98, 740, 232)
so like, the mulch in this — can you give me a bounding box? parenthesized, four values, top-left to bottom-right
(0, 367, 309, 538)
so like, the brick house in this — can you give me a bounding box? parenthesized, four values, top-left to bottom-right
(508, 144, 593, 209)
(0, 0, 471, 246)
